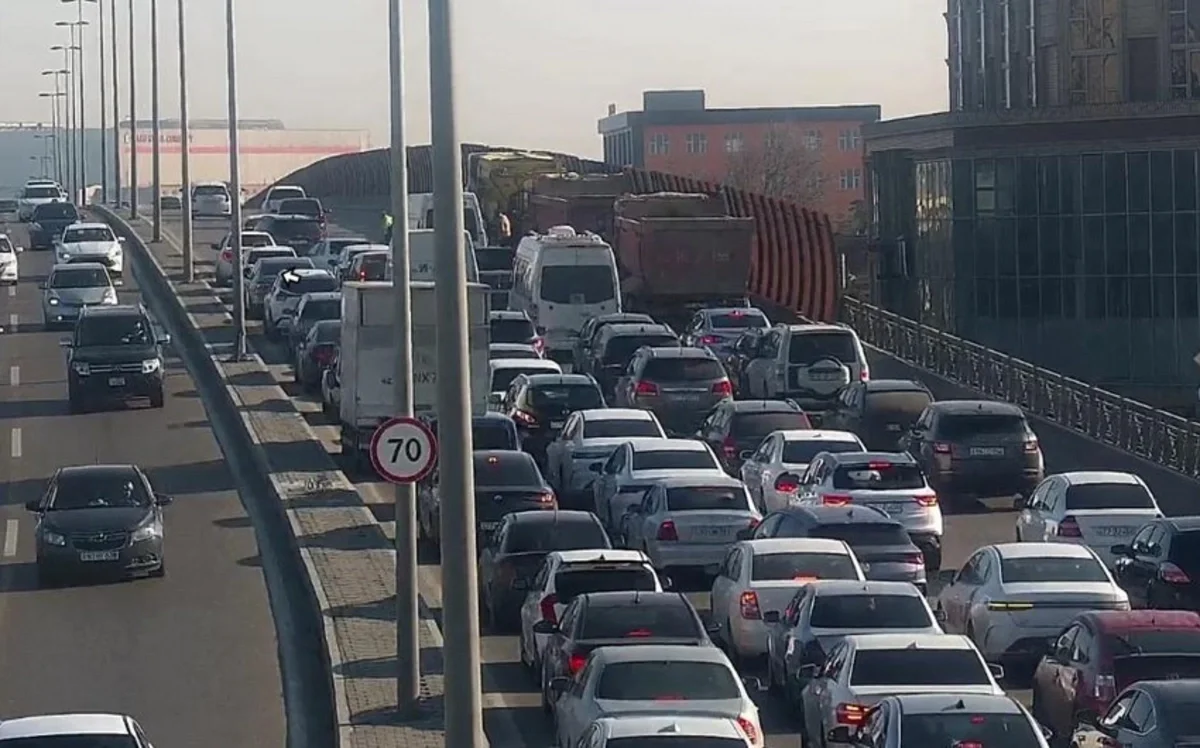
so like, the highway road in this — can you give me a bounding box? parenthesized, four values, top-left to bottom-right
(170, 211, 1200, 748)
(0, 219, 286, 748)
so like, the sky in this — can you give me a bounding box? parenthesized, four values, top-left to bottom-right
(0, 0, 949, 159)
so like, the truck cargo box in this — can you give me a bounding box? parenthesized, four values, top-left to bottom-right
(525, 173, 629, 238)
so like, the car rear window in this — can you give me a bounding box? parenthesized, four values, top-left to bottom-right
(1170, 531, 1200, 571)
(33, 203, 76, 219)
(709, 311, 769, 329)
(529, 384, 604, 411)
(313, 322, 340, 343)
(733, 411, 810, 437)
(788, 332, 859, 365)
(865, 390, 932, 415)
(580, 600, 702, 639)
(1064, 482, 1156, 510)
(594, 661, 740, 700)
(899, 713, 1038, 748)
(583, 419, 661, 439)
(491, 366, 552, 393)
(0, 736, 140, 748)
(25, 186, 61, 199)
(242, 234, 274, 247)
(279, 273, 337, 295)
(491, 317, 535, 343)
(603, 335, 678, 364)
(555, 567, 658, 602)
(665, 486, 751, 512)
(810, 593, 932, 628)
(832, 462, 926, 490)
(256, 259, 311, 278)
(641, 358, 725, 381)
(473, 422, 517, 450)
(271, 220, 322, 241)
(472, 454, 541, 486)
(475, 248, 513, 272)
(752, 552, 859, 581)
(503, 521, 610, 553)
(850, 648, 989, 686)
(1000, 556, 1110, 583)
(811, 522, 912, 547)
(539, 265, 616, 304)
(300, 299, 341, 319)
(280, 198, 322, 214)
(491, 346, 539, 360)
(248, 250, 297, 265)
(937, 413, 1029, 439)
(606, 739, 745, 748)
(194, 184, 228, 197)
(781, 439, 864, 464)
(631, 450, 715, 471)
(270, 188, 305, 200)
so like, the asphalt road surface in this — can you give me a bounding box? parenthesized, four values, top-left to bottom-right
(170, 211, 1200, 748)
(0, 217, 286, 748)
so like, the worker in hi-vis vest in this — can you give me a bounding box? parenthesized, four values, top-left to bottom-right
(382, 212, 394, 243)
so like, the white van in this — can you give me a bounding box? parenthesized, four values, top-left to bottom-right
(406, 229, 480, 283)
(509, 225, 622, 365)
(408, 192, 488, 248)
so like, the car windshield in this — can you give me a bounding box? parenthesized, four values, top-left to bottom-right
(733, 412, 810, 437)
(579, 600, 703, 639)
(709, 311, 769, 329)
(555, 567, 659, 602)
(278, 273, 337, 295)
(271, 220, 322, 241)
(475, 248, 512, 272)
(788, 332, 859, 365)
(584, 419, 662, 438)
(1064, 483, 1156, 510)
(0, 236, 12, 253)
(751, 552, 860, 581)
(850, 648, 989, 686)
(242, 234, 274, 247)
(782, 440, 864, 464)
(300, 299, 341, 319)
(810, 522, 912, 547)
(472, 454, 541, 486)
(1107, 629, 1200, 655)
(270, 188, 305, 201)
(632, 450, 715, 471)
(194, 185, 227, 197)
(503, 521, 610, 554)
(491, 366, 551, 392)
(491, 318, 535, 343)
(665, 486, 751, 512)
(594, 661, 740, 700)
(63, 228, 114, 243)
(51, 471, 152, 509)
(473, 422, 517, 450)
(538, 265, 616, 304)
(75, 314, 152, 347)
(810, 594, 932, 628)
(51, 267, 110, 288)
(938, 413, 1028, 439)
(603, 335, 678, 364)
(280, 199, 321, 215)
(24, 186, 60, 199)
(0, 737, 140, 748)
(529, 384, 604, 411)
(832, 462, 926, 490)
(865, 390, 933, 416)
(899, 713, 1039, 748)
(313, 322, 340, 343)
(642, 358, 724, 381)
(33, 203, 76, 219)
(999, 556, 1110, 583)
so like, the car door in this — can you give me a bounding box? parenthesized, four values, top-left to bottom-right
(520, 559, 552, 659)
(741, 435, 774, 507)
(781, 587, 814, 680)
(713, 546, 744, 633)
(1113, 523, 1158, 606)
(795, 456, 828, 506)
(1034, 623, 1079, 735)
(545, 413, 578, 489)
(1054, 623, 1094, 725)
(805, 642, 849, 739)
(593, 447, 625, 520)
(939, 552, 984, 632)
(1018, 478, 1055, 540)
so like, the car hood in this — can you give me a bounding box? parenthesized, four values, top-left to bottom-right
(72, 344, 157, 363)
(41, 506, 153, 533)
(49, 287, 111, 305)
(60, 241, 119, 254)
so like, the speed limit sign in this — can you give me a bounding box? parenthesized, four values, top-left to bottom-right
(369, 416, 439, 483)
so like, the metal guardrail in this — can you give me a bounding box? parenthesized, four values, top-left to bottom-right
(842, 296, 1200, 481)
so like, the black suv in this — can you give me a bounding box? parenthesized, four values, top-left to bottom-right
(251, 214, 324, 252)
(824, 379, 934, 451)
(695, 399, 812, 475)
(29, 202, 80, 249)
(502, 373, 605, 465)
(65, 305, 169, 412)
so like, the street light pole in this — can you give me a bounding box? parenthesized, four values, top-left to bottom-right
(39, 93, 62, 184)
(176, 0, 193, 280)
(149, 0, 162, 241)
(387, 0, 419, 714)
(225, 0, 246, 360)
(427, 0, 484, 743)
(50, 46, 75, 198)
(98, 0, 107, 204)
(109, 0, 120, 206)
(127, 0, 138, 218)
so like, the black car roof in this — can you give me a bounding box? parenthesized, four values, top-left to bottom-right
(929, 400, 1024, 416)
(58, 464, 138, 479)
(728, 400, 802, 413)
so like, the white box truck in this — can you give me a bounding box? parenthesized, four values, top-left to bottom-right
(338, 280, 490, 469)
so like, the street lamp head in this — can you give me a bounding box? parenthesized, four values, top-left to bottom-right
(50, 44, 65, 50)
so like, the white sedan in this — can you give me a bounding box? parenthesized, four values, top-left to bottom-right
(0, 233, 22, 283)
(578, 715, 753, 748)
(544, 408, 666, 501)
(212, 230, 278, 285)
(739, 429, 865, 512)
(591, 438, 725, 531)
(56, 222, 123, 276)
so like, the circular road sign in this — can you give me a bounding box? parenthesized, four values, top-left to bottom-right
(369, 416, 439, 484)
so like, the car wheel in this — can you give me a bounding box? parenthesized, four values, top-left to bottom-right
(922, 543, 942, 573)
(149, 388, 165, 408)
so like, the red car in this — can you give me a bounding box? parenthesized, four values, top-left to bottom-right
(1031, 610, 1200, 740)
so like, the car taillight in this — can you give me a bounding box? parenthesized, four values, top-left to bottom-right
(537, 491, 557, 506)
(358, 270, 367, 280)
(836, 703, 868, 725)
(746, 517, 761, 531)
(822, 493, 853, 506)
(512, 410, 537, 427)
(736, 716, 760, 747)
(859, 364, 870, 382)
(1160, 562, 1191, 584)
(905, 552, 925, 566)
(1024, 437, 1039, 453)
(739, 591, 761, 619)
(722, 435, 737, 459)
(656, 520, 678, 541)
(1057, 516, 1083, 537)
(1093, 674, 1116, 702)
(314, 347, 335, 365)
(914, 492, 938, 507)
(774, 474, 800, 493)
(531, 336, 545, 354)
(933, 442, 952, 454)
(539, 594, 558, 625)
(635, 381, 659, 395)
(568, 652, 586, 675)
(700, 335, 720, 345)
(220, 248, 232, 262)
(712, 380, 733, 396)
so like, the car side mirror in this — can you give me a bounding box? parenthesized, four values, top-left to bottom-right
(739, 450, 755, 460)
(798, 663, 819, 678)
(1014, 495, 1029, 510)
(154, 493, 173, 506)
(117, 236, 126, 243)
(735, 528, 754, 541)
(532, 620, 558, 635)
(58, 338, 72, 348)
(588, 462, 603, 473)
(511, 578, 529, 591)
(827, 727, 853, 744)
(14, 246, 23, 253)
(762, 610, 781, 624)
(988, 663, 1005, 679)
(661, 575, 674, 591)
(1111, 544, 1130, 557)
(24, 499, 40, 512)
(549, 677, 571, 695)
(157, 334, 171, 345)
(705, 621, 721, 636)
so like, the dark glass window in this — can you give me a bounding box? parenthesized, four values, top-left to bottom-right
(1039, 217, 1062, 275)
(975, 277, 996, 317)
(1085, 276, 1106, 319)
(1061, 155, 1081, 214)
(1063, 216, 1082, 272)
(976, 218, 996, 276)
(995, 158, 1015, 214)
(1041, 277, 1063, 318)
(953, 219, 976, 277)
(1083, 217, 1105, 275)
(1082, 155, 1105, 214)
(1177, 150, 1198, 212)
(997, 278, 1018, 318)
(1179, 276, 1199, 316)
(1106, 216, 1128, 275)
(1017, 157, 1038, 215)
(1155, 276, 1176, 319)
(1152, 151, 1175, 212)
(1177, 213, 1198, 275)
(1105, 153, 1128, 213)
(996, 218, 1016, 276)
(1038, 157, 1061, 214)
(1019, 278, 1040, 318)
(1131, 276, 1153, 319)
(952, 160, 975, 218)
(1107, 277, 1130, 318)
(1128, 152, 1151, 213)
(1063, 275, 1078, 317)
(1016, 218, 1038, 276)
(1130, 215, 1152, 274)
(1152, 213, 1175, 274)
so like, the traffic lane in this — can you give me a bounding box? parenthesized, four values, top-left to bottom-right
(0, 233, 287, 748)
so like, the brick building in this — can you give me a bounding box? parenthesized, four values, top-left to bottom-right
(597, 89, 881, 222)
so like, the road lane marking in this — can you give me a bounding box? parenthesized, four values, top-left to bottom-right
(7, 313, 15, 330)
(3, 520, 17, 557)
(6, 286, 13, 297)
(10, 427, 20, 458)
(7, 366, 16, 386)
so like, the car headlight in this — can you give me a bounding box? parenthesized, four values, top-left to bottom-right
(131, 522, 161, 543)
(47, 294, 59, 305)
(72, 361, 90, 376)
(42, 530, 66, 546)
(141, 358, 161, 374)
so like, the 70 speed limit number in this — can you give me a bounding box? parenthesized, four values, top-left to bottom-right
(369, 417, 439, 483)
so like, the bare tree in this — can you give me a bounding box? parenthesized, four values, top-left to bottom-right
(724, 125, 825, 206)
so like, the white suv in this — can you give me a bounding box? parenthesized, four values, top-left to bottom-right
(740, 324, 869, 419)
(192, 182, 232, 217)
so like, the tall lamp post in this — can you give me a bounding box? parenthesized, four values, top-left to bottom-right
(62, 0, 102, 201)
(127, 0, 139, 218)
(49, 44, 77, 198)
(225, 0, 246, 360)
(149, 0, 162, 241)
(109, 0, 120, 206)
(40, 73, 68, 185)
(56, 18, 89, 203)
(176, 0, 193, 280)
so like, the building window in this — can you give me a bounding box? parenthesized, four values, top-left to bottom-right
(1067, 0, 1121, 104)
(1169, 0, 1200, 98)
(686, 133, 708, 155)
(648, 133, 669, 155)
(839, 168, 863, 191)
(724, 133, 744, 153)
(837, 129, 862, 151)
(806, 172, 826, 192)
(804, 129, 822, 151)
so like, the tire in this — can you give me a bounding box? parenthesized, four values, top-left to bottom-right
(540, 661, 553, 714)
(922, 542, 942, 573)
(149, 388, 165, 409)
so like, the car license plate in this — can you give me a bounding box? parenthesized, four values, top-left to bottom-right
(479, 521, 500, 532)
(969, 446, 1005, 456)
(551, 421, 565, 429)
(108, 376, 125, 386)
(885, 423, 902, 432)
(868, 502, 905, 516)
(1096, 525, 1133, 537)
(80, 550, 119, 562)
(699, 526, 730, 538)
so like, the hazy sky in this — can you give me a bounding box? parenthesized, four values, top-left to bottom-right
(2, 0, 949, 158)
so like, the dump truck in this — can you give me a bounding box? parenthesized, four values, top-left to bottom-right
(525, 173, 630, 237)
(467, 151, 567, 244)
